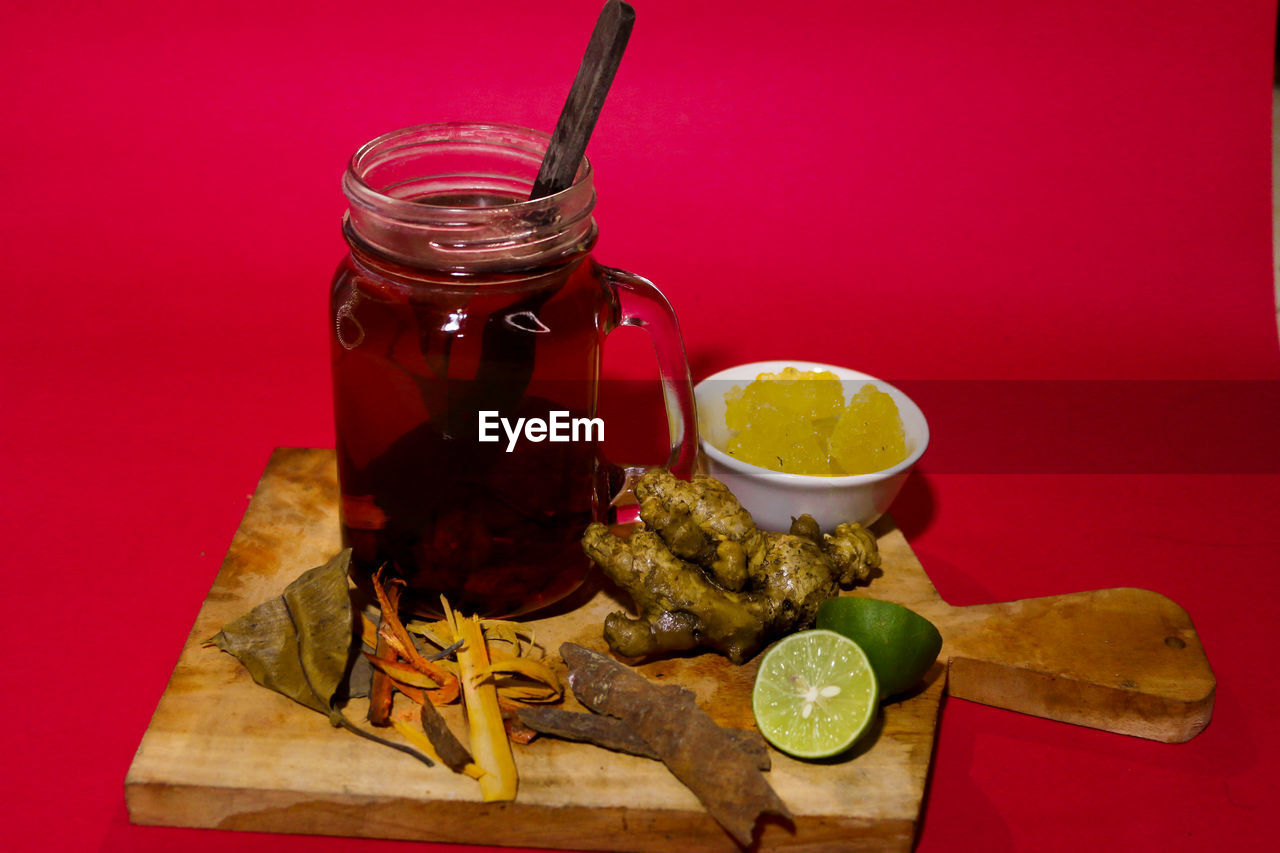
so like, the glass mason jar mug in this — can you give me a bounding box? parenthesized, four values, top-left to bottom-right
(331, 122, 696, 618)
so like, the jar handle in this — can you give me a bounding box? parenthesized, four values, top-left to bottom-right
(599, 266, 699, 482)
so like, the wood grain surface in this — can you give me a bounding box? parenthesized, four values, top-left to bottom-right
(125, 447, 1214, 851)
(126, 448, 941, 851)
(871, 531, 1214, 744)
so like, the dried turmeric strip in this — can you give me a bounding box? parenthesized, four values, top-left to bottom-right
(366, 658, 460, 707)
(500, 705, 539, 745)
(372, 570, 460, 693)
(394, 683, 426, 705)
(372, 570, 427, 662)
(446, 601, 517, 802)
(422, 680, 461, 707)
(376, 626, 417, 660)
(378, 626, 457, 690)
(367, 577, 401, 727)
(365, 654, 442, 689)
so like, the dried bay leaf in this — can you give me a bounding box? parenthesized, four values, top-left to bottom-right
(283, 550, 360, 724)
(209, 549, 433, 767)
(210, 588, 329, 714)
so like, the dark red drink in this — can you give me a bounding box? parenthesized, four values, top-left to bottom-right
(331, 247, 612, 617)
(331, 123, 696, 617)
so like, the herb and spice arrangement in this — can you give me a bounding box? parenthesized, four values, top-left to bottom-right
(154, 1, 955, 841)
(127, 2, 1216, 850)
(129, 432, 1211, 851)
(207, 454, 931, 842)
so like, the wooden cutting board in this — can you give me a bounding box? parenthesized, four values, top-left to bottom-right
(126, 448, 1214, 851)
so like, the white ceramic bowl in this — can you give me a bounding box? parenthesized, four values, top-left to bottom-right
(694, 360, 929, 533)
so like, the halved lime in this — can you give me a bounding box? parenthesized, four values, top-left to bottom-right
(816, 597, 943, 698)
(751, 629, 879, 759)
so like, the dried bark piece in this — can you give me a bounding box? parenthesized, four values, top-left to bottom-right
(517, 707, 771, 770)
(560, 643, 791, 846)
(390, 716, 484, 780)
(419, 701, 475, 773)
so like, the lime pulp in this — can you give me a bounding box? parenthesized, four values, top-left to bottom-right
(751, 629, 879, 759)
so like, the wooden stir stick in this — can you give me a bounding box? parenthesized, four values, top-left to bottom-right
(470, 3, 634, 433)
(530, 0, 636, 199)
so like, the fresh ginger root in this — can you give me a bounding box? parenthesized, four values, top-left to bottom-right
(581, 468, 880, 664)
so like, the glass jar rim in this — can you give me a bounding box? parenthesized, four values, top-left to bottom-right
(343, 121, 593, 219)
(341, 121, 597, 272)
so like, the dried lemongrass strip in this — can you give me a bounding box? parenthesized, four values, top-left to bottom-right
(494, 685, 561, 703)
(412, 617, 539, 662)
(446, 601, 517, 802)
(360, 613, 381, 650)
(404, 619, 455, 650)
(481, 619, 536, 653)
(472, 657, 563, 703)
(484, 644, 518, 664)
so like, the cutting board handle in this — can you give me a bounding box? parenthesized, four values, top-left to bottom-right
(931, 587, 1214, 742)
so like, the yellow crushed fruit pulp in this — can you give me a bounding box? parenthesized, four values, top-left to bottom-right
(724, 367, 907, 476)
(829, 385, 909, 475)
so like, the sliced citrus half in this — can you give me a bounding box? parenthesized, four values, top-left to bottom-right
(816, 597, 943, 698)
(751, 629, 879, 759)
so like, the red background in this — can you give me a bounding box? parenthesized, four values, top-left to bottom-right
(2, 1, 1278, 850)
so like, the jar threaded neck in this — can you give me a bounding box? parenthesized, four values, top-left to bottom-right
(343, 122, 597, 273)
